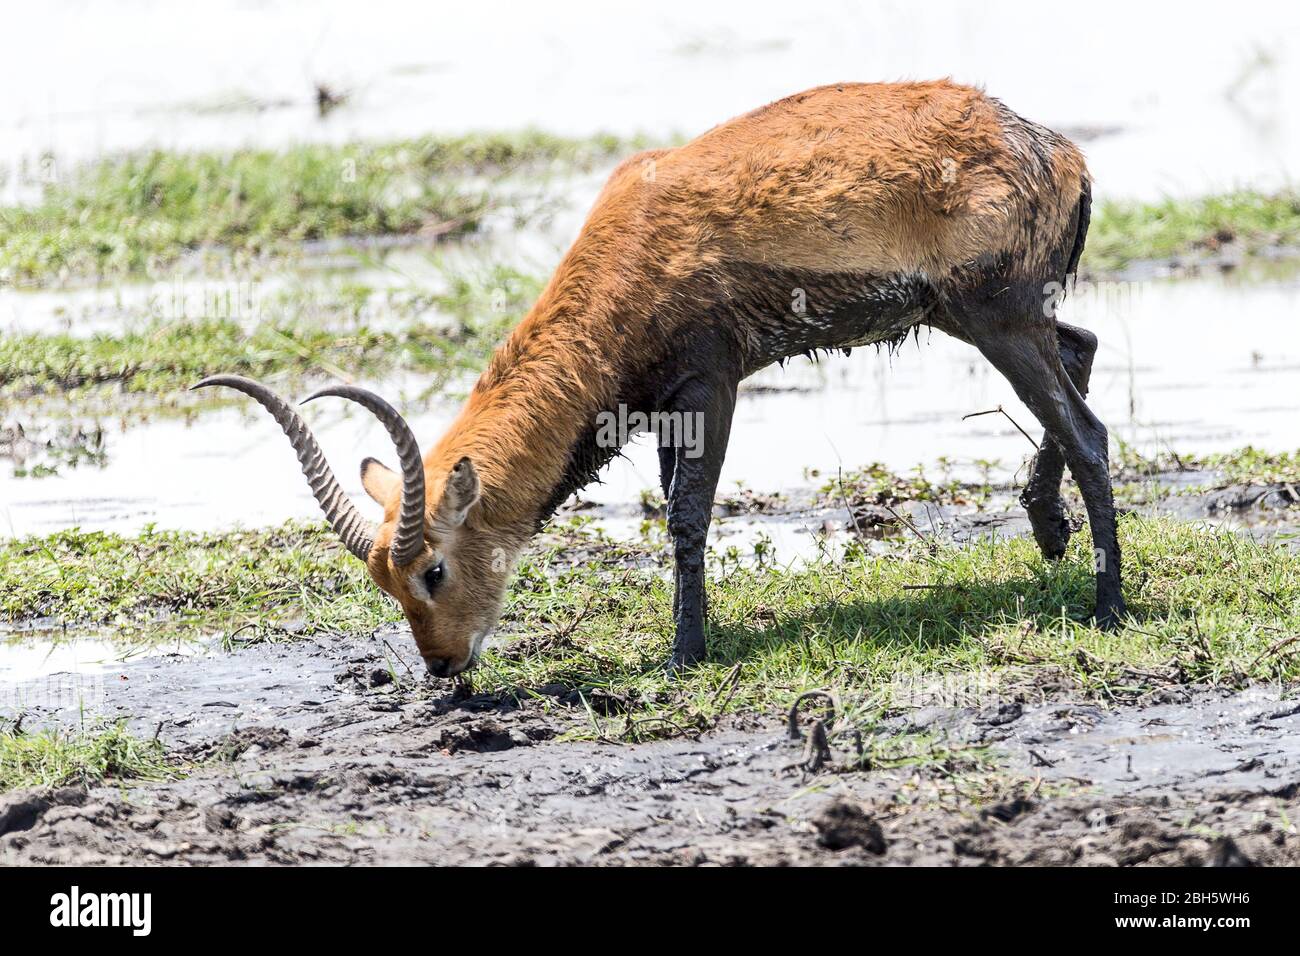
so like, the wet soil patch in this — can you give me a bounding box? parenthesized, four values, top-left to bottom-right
(2, 628, 1298, 865)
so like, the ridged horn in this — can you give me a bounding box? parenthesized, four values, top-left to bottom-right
(190, 375, 376, 561)
(301, 385, 427, 567)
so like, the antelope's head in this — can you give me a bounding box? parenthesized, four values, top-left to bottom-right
(193, 376, 518, 678)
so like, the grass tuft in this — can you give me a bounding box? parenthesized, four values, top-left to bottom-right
(0, 265, 541, 402)
(0, 132, 640, 282)
(1086, 189, 1300, 272)
(0, 721, 180, 792)
(0, 524, 395, 638)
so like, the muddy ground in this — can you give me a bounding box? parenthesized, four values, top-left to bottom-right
(3, 478, 1300, 866)
(2, 621, 1299, 865)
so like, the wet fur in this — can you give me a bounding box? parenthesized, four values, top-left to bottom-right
(376, 80, 1121, 670)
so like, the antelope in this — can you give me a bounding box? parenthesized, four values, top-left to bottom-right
(196, 80, 1123, 677)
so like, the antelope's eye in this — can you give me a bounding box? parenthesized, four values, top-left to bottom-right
(423, 560, 445, 595)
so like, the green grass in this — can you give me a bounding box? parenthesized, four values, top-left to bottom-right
(5, 516, 1300, 740)
(0, 131, 638, 283)
(1112, 440, 1300, 490)
(1, 317, 487, 400)
(1086, 189, 1300, 273)
(1196, 447, 1300, 487)
(0, 721, 180, 791)
(0, 264, 542, 402)
(819, 461, 973, 507)
(486, 517, 1300, 737)
(0, 524, 395, 638)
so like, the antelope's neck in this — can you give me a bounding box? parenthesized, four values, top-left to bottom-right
(427, 258, 656, 534)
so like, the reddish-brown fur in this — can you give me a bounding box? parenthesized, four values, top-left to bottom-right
(363, 80, 1093, 671)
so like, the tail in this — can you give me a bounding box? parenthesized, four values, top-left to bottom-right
(1063, 178, 1092, 282)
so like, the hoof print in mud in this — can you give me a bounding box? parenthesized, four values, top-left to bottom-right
(1208, 837, 1255, 868)
(814, 800, 887, 854)
(0, 787, 87, 838)
(203, 806, 241, 833)
(436, 718, 540, 754)
(186, 727, 293, 763)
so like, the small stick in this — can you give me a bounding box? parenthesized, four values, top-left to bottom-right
(708, 663, 743, 710)
(1246, 634, 1300, 676)
(962, 405, 1040, 451)
(835, 467, 869, 539)
(801, 719, 833, 772)
(1028, 749, 1057, 768)
(882, 502, 933, 550)
(787, 690, 839, 740)
(620, 714, 694, 742)
(382, 638, 416, 678)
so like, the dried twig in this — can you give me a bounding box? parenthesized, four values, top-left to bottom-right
(1028, 749, 1057, 768)
(708, 663, 743, 713)
(1246, 634, 1300, 676)
(787, 690, 839, 740)
(382, 638, 416, 678)
(801, 719, 833, 772)
(620, 713, 694, 742)
(962, 404, 1040, 450)
(881, 502, 934, 551)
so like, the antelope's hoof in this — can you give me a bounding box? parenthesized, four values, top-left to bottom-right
(1025, 504, 1075, 561)
(1093, 599, 1126, 632)
(665, 647, 705, 677)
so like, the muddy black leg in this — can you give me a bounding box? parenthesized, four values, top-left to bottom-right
(658, 446, 675, 500)
(960, 306, 1123, 629)
(663, 372, 737, 669)
(1021, 322, 1098, 559)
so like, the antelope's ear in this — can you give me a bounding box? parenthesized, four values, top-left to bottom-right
(360, 457, 400, 506)
(435, 457, 481, 528)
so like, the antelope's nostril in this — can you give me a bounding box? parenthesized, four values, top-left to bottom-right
(425, 657, 451, 678)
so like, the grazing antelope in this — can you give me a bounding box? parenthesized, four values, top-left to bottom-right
(196, 80, 1123, 677)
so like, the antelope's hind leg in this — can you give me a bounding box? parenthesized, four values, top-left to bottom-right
(1020, 322, 1099, 560)
(955, 297, 1124, 629)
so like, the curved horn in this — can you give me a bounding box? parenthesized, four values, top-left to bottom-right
(190, 375, 376, 561)
(301, 385, 427, 567)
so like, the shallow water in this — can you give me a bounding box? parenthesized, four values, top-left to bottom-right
(0, 630, 205, 717)
(988, 685, 1300, 798)
(4, 268, 1299, 538)
(4, 1, 1300, 202)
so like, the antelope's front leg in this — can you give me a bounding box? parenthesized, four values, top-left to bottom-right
(662, 370, 738, 670)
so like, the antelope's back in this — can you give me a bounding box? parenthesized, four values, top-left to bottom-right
(644, 80, 1088, 282)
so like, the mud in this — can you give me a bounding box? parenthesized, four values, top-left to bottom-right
(2, 625, 1298, 865)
